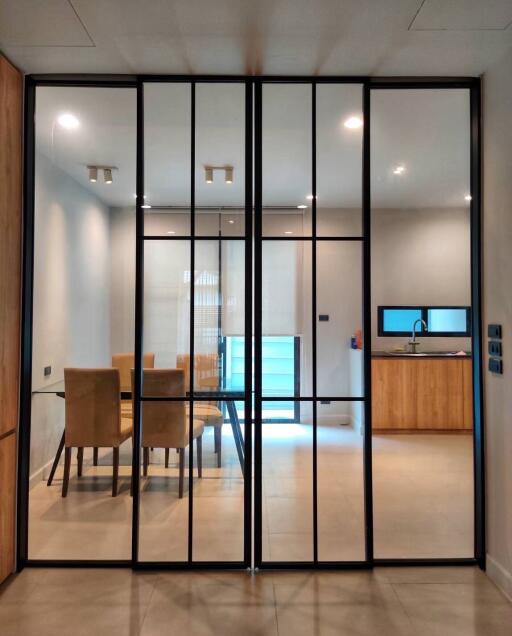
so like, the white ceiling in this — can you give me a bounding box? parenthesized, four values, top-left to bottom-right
(1, 0, 512, 76)
(35, 82, 470, 209)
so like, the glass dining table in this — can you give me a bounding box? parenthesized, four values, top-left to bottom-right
(32, 381, 246, 485)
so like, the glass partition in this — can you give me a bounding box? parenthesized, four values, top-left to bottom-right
(371, 88, 474, 559)
(28, 86, 136, 560)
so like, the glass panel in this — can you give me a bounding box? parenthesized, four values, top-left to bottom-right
(428, 308, 468, 333)
(262, 400, 313, 562)
(317, 401, 365, 561)
(29, 86, 136, 559)
(144, 83, 191, 235)
(316, 241, 363, 397)
(262, 84, 312, 237)
(316, 84, 363, 237)
(195, 83, 245, 237)
(143, 240, 191, 391)
(383, 308, 423, 334)
(371, 89, 473, 558)
(262, 241, 312, 398)
(192, 400, 244, 561)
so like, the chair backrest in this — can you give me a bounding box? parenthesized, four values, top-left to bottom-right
(112, 352, 155, 391)
(132, 368, 188, 449)
(176, 353, 219, 405)
(64, 368, 122, 448)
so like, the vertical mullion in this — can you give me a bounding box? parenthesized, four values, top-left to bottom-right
(362, 82, 374, 564)
(254, 80, 263, 567)
(188, 81, 196, 563)
(311, 82, 318, 563)
(132, 78, 144, 565)
(244, 79, 253, 568)
(470, 80, 485, 568)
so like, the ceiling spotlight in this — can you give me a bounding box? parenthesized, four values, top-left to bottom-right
(57, 113, 80, 130)
(344, 116, 363, 130)
(88, 166, 98, 183)
(464, 194, 472, 201)
(306, 194, 315, 200)
(393, 165, 405, 175)
(297, 204, 307, 209)
(284, 231, 293, 235)
(167, 230, 175, 234)
(141, 204, 152, 209)
(225, 167, 233, 184)
(205, 167, 213, 183)
(103, 168, 113, 184)
(228, 219, 235, 224)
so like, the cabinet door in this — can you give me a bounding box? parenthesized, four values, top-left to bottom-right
(372, 359, 417, 429)
(462, 358, 473, 430)
(416, 359, 464, 430)
(0, 433, 16, 582)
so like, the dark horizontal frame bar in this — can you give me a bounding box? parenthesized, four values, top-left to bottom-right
(261, 236, 364, 241)
(133, 561, 248, 570)
(257, 561, 370, 570)
(29, 74, 479, 89)
(374, 558, 478, 567)
(143, 235, 246, 241)
(262, 396, 364, 402)
(26, 559, 132, 568)
(141, 394, 245, 401)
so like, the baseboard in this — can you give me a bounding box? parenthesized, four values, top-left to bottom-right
(29, 458, 54, 490)
(317, 414, 352, 426)
(486, 554, 512, 602)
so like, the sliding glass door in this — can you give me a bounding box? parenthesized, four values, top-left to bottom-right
(255, 81, 368, 566)
(137, 80, 251, 565)
(20, 75, 483, 570)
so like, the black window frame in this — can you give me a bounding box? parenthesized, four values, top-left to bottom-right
(377, 305, 472, 338)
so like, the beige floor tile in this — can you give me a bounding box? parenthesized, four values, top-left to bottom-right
(393, 581, 512, 636)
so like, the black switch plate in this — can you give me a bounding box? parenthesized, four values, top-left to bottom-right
(320, 400, 331, 405)
(319, 315, 329, 322)
(44, 365, 52, 377)
(488, 324, 502, 339)
(488, 341, 502, 357)
(489, 357, 503, 374)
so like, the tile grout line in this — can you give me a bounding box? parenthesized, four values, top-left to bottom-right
(388, 581, 417, 631)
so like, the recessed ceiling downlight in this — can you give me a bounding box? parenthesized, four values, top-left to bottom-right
(344, 116, 363, 130)
(297, 204, 307, 209)
(57, 113, 80, 130)
(393, 165, 405, 175)
(464, 194, 472, 201)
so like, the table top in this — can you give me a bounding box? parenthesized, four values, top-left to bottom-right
(32, 380, 245, 400)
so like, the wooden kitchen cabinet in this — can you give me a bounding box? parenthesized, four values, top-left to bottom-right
(372, 356, 473, 431)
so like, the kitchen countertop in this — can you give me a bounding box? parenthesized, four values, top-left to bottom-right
(372, 351, 472, 358)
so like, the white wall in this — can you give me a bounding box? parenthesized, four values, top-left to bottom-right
(482, 47, 512, 601)
(30, 152, 111, 481)
(371, 208, 472, 352)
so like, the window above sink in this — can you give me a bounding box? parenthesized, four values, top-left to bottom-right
(378, 305, 471, 337)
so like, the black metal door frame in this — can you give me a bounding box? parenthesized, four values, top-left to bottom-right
(17, 74, 484, 572)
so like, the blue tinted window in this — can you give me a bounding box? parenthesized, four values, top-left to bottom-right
(428, 308, 467, 333)
(383, 308, 422, 333)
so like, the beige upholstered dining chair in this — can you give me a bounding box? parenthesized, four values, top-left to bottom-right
(62, 368, 132, 498)
(133, 368, 204, 498)
(176, 353, 224, 467)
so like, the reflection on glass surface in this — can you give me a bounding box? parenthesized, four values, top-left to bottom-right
(371, 89, 473, 559)
(195, 83, 245, 237)
(317, 401, 365, 561)
(29, 86, 136, 560)
(262, 241, 312, 397)
(262, 83, 312, 237)
(316, 241, 363, 397)
(262, 401, 313, 562)
(316, 84, 363, 237)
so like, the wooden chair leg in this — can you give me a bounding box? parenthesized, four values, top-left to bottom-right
(178, 448, 185, 499)
(143, 447, 149, 477)
(62, 447, 72, 497)
(77, 448, 83, 477)
(165, 448, 169, 468)
(112, 447, 119, 497)
(215, 427, 222, 468)
(93, 447, 98, 466)
(47, 431, 65, 486)
(197, 436, 202, 478)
